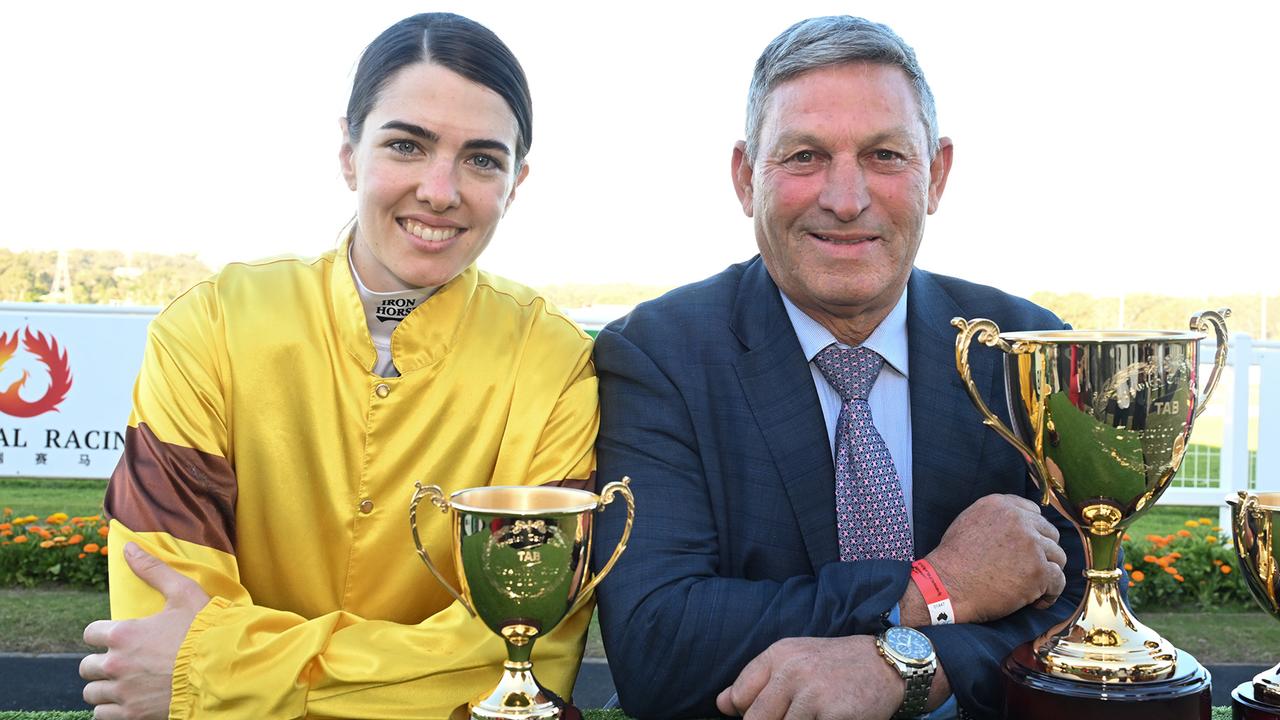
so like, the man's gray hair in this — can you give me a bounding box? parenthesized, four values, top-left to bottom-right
(744, 16, 939, 160)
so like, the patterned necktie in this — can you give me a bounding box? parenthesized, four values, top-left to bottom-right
(813, 345, 913, 562)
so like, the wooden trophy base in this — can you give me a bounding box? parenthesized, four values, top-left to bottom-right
(1233, 682, 1280, 720)
(1002, 642, 1212, 720)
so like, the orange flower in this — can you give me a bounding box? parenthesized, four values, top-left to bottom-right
(39, 540, 54, 549)
(67, 534, 83, 545)
(1221, 565, 1232, 575)
(1164, 566, 1179, 575)
(83, 543, 100, 553)
(2, 507, 11, 516)
(1169, 552, 1182, 559)
(46, 512, 68, 525)
(1157, 557, 1172, 568)
(1175, 575, 1185, 582)
(1124, 563, 1133, 571)
(99, 546, 108, 556)
(78, 553, 86, 559)
(1205, 535, 1218, 544)
(1144, 555, 1158, 563)
(1177, 529, 1192, 538)
(1122, 533, 1132, 541)
(1214, 559, 1224, 566)
(0, 522, 10, 531)
(1132, 570, 1145, 582)
(12, 535, 27, 544)
(97, 526, 109, 538)
(1145, 534, 1163, 543)
(1199, 518, 1213, 526)
(0, 530, 10, 538)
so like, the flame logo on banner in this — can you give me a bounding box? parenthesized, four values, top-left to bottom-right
(0, 327, 74, 418)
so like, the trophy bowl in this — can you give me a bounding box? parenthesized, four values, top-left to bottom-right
(954, 310, 1229, 719)
(1227, 490, 1280, 718)
(410, 479, 634, 720)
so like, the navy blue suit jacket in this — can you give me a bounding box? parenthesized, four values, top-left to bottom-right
(591, 258, 1087, 719)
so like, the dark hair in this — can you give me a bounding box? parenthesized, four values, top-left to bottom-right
(346, 13, 532, 164)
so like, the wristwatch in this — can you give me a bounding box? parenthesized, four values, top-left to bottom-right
(875, 626, 936, 719)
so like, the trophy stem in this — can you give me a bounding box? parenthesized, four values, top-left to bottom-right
(469, 656, 560, 720)
(1030, 523, 1182, 682)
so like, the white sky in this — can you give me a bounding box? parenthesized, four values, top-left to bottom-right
(2, 1, 1276, 298)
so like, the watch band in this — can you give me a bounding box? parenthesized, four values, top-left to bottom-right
(877, 628, 936, 719)
(894, 662, 932, 718)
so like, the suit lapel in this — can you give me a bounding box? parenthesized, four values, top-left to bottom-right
(732, 260, 840, 570)
(907, 269, 996, 553)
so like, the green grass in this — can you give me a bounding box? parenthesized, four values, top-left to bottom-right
(1128, 504, 1221, 538)
(0, 587, 107, 653)
(1146, 610, 1280, 664)
(0, 477, 106, 519)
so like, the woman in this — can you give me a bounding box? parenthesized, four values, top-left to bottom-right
(78, 14, 597, 719)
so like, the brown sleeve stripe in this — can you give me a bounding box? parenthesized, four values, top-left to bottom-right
(541, 471, 597, 493)
(104, 423, 238, 554)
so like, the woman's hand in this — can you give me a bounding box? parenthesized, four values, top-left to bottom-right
(80, 542, 211, 720)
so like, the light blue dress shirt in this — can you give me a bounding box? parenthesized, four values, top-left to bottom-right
(779, 287, 957, 720)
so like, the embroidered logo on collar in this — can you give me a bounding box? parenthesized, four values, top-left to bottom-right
(374, 297, 418, 323)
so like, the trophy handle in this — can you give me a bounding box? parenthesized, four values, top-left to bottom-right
(952, 317, 1053, 505)
(409, 482, 475, 617)
(568, 476, 635, 616)
(1189, 308, 1231, 420)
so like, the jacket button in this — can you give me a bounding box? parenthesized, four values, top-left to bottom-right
(375, 383, 390, 398)
(359, 499, 374, 514)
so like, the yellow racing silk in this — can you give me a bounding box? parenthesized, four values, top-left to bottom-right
(105, 233, 599, 719)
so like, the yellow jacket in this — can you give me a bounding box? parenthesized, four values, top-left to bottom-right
(104, 237, 599, 719)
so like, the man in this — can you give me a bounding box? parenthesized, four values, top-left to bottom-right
(591, 16, 1086, 720)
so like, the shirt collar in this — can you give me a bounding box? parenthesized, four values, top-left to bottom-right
(779, 286, 910, 379)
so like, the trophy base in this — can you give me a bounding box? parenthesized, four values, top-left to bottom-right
(1233, 683, 1280, 720)
(1002, 642, 1212, 720)
(468, 661, 576, 720)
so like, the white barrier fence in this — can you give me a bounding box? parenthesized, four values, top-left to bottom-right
(1163, 334, 1280, 530)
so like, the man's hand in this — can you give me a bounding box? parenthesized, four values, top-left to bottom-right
(80, 542, 211, 720)
(715, 636, 904, 720)
(919, 494, 1067, 625)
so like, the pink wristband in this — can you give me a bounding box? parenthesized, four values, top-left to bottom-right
(911, 558, 955, 625)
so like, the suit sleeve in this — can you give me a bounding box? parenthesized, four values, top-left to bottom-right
(104, 289, 598, 720)
(591, 326, 910, 719)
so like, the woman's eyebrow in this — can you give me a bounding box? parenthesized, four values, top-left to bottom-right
(380, 120, 437, 141)
(462, 139, 511, 157)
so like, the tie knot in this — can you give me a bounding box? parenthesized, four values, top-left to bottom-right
(814, 345, 884, 402)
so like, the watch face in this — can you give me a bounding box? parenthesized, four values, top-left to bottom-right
(885, 626, 933, 662)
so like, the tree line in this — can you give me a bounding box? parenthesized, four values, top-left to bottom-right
(1, 250, 1274, 341)
(0, 250, 211, 306)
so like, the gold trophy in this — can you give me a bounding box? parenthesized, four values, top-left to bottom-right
(409, 479, 634, 719)
(954, 310, 1230, 719)
(1227, 491, 1280, 719)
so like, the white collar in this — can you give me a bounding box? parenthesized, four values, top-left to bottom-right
(778, 286, 909, 379)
